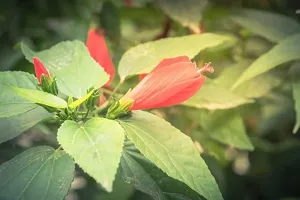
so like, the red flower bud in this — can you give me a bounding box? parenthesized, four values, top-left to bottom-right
(33, 57, 50, 83)
(86, 28, 115, 86)
(121, 56, 213, 110)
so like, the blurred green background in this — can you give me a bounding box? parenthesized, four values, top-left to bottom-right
(1, 0, 300, 199)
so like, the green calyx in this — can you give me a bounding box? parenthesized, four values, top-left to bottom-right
(40, 75, 58, 95)
(106, 98, 134, 119)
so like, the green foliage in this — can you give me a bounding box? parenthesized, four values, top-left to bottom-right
(21, 41, 109, 98)
(11, 87, 68, 108)
(233, 33, 300, 89)
(119, 111, 223, 200)
(57, 118, 125, 192)
(231, 8, 300, 42)
(118, 33, 233, 79)
(121, 140, 204, 200)
(0, 71, 39, 118)
(184, 79, 253, 110)
(0, 146, 75, 200)
(156, 0, 209, 33)
(0, 107, 51, 144)
(200, 110, 254, 150)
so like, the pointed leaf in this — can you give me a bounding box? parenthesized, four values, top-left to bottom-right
(118, 111, 223, 200)
(57, 118, 125, 192)
(214, 60, 282, 98)
(0, 107, 51, 144)
(21, 41, 109, 98)
(0, 71, 39, 118)
(231, 9, 300, 42)
(121, 141, 203, 200)
(156, 0, 208, 33)
(200, 110, 254, 151)
(184, 79, 253, 110)
(0, 146, 75, 200)
(11, 87, 67, 108)
(232, 33, 300, 89)
(118, 33, 233, 79)
(293, 77, 300, 133)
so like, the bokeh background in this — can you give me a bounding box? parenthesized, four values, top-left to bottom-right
(1, 0, 300, 199)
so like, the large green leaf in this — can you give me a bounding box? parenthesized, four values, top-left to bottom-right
(183, 79, 253, 110)
(0, 71, 39, 118)
(156, 0, 208, 33)
(118, 111, 223, 200)
(200, 110, 254, 151)
(214, 60, 282, 99)
(0, 146, 75, 200)
(11, 87, 67, 108)
(231, 9, 300, 42)
(118, 33, 232, 79)
(121, 140, 204, 200)
(232, 33, 300, 89)
(21, 41, 109, 98)
(57, 118, 125, 192)
(0, 107, 51, 144)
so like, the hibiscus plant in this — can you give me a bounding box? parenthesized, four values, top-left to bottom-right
(1, 1, 300, 200)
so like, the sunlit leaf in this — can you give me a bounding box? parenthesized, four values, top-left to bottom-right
(21, 41, 109, 98)
(119, 111, 223, 200)
(57, 118, 125, 192)
(118, 33, 232, 79)
(11, 87, 67, 108)
(0, 146, 75, 200)
(215, 60, 282, 98)
(0, 71, 38, 118)
(231, 9, 300, 42)
(184, 79, 253, 110)
(232, 33, 300, 89)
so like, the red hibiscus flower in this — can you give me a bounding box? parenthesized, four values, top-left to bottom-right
(33, 57, 50, 83)
(86, 28, 115, 86)
(121, 56, 213, 110)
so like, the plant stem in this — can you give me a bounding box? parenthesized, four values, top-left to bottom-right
(109, 81, 124, 99)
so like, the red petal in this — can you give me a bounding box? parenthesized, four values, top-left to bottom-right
(33, 57, 50, 83)
(125, 61, 202, 110)
(152, 56, 190, 72)
(86, 28, 115, 86)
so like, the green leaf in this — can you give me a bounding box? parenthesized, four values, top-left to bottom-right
(0, 71, 39, 118)
(293, 79, 300, 133)
(121, 141, 203, 200)
(57, 118, 125, 192)
(118, 33, 232, 79)
(11, 87, 67, 108)
(0, 107, 51, 144)
(231, 9, 300, 42)
(183, 79, 253, 110)
(21, 41, 109, 98)
(118, 111, 223, 200)
(156, 0, 208, 33)
(200, 110, 254, 151)
(100, 1, 121, 43)
(232, 33, 300, 89)
(214, 60, 282, 99)
(0, 146, 75, 200)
